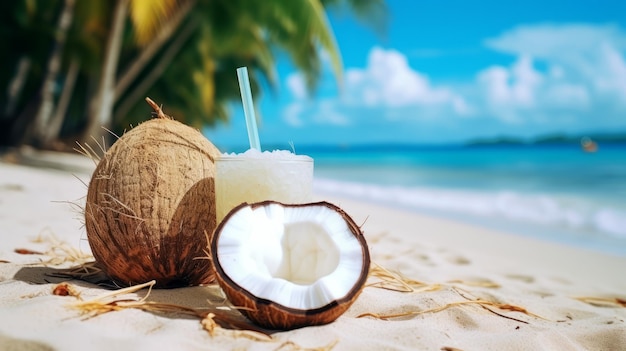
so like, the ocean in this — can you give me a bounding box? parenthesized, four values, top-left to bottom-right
(300, 143, 626, 256)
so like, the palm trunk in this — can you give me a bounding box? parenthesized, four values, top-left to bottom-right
(82, 0, 129, 145)
(4, 57, 32, 117)
(45, 57, 81, 146)
(31, 0, 76, 146)
(113, 18, 199, 123)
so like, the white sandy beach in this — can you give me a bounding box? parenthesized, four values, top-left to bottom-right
(1, 149, 625, 350)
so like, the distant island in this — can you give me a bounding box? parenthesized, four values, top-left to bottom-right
(217, 131, 626, 154)
(465, 132, 626, 146)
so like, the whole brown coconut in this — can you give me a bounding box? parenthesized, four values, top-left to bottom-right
(85, 98, 220, 288)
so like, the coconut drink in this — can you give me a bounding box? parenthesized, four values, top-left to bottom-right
(215, 149, 313, 223)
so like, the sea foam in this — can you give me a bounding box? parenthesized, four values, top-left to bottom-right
(314, 178, 626, 244)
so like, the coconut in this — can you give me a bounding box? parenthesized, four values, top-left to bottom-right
(210, 201, 370, 330)
(84, 98, 220, 288)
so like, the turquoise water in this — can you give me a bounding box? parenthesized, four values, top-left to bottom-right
(302, 143, 626, 256)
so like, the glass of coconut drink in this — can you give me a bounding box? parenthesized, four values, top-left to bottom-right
(215, 150, 314, 223)
(215, 67, 314, 223)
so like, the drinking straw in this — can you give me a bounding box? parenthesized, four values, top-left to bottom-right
(236, 67, 261, 150)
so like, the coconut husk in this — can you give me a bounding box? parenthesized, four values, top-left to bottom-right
(84, 98, 221, 288)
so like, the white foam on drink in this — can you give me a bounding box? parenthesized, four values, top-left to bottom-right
(221, 149, 313, 161)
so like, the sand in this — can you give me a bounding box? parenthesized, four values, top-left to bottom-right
(1, 149, 625, 351)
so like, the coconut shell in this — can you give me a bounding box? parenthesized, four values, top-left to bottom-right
(84, 99, 220, 288)
(211, 201, 371, 330)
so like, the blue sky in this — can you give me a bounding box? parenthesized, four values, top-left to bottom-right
(205, 0, 626, 150)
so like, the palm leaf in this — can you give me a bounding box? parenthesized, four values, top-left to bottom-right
(128, 0, 180, 45)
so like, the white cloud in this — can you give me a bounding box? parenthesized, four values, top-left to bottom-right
(282, 99, 349, 128)
(479, 55, 542, 107)
(487, 23, 626, 55)
(283, 102, 304, 127)
(598, 43, 626, 97)
(477, 54, 594, 123)
(452, 96, 472, 116)
(474, 23, 626, 124)
(286, 73, 307, 100)
(485, 24, 626, 101)
(313, 100, 350, 126)
(545, 84, 590, 108)
(283, 47, 471, 127)
(344, 47, 467, 110)
(280, 24, 626, 138)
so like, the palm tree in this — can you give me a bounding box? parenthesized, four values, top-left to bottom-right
(1, 0, 386, 148)
(82, 0, 182, 144)
(0, 0, 63, 146)
(81, 0, 130, 144)
(31, 0, 76, 147)
(84, 0, 379, 144)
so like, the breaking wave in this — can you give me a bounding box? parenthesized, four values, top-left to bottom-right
(314, 178, 626, 243)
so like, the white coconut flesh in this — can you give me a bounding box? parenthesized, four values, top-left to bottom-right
(215, 202, 366, 310)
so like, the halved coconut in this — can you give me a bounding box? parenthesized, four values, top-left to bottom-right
(210, 201, 370, 330)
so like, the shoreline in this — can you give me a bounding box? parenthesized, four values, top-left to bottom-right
(1, 158, 625, 350)
(313, 176, 626, 258)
